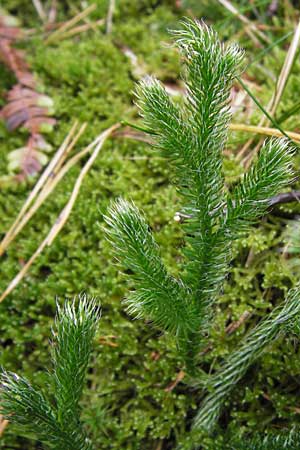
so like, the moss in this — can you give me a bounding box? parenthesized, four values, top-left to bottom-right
(1, 2, 300, 449)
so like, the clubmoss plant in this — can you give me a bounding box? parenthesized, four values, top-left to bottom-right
(105, 19, 295, 374)
(104, 19, 300, 448)
(193, 283, 300, 433)
(0, 295, 101, 450)
(1, 15, 300, 450)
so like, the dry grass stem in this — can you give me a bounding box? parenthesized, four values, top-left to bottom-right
(269, 20, 300, 116)
(106, 0, 115, 34)
(0, 123, 119, 304)
(47, 123, 119, 244)
(32, 0, 47, 22)
(217, 0, 270, 45)
(120, 123, 300, 148)
(238, 20, 300, 162)
(230, 123, 300, 142)
(225, 311, 252, 335)
(164, 370, 185, 392)
(2, 123, 87, 251)
(0, 122, 85, 256)
(45, 3, 96, 43)
(57, 19, 105, 39)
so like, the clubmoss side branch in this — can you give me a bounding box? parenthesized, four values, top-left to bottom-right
(192, 284, 300, 435)
(0, 295, 100, 450)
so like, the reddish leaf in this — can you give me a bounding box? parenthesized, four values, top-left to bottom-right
(0, 10, 56, 181)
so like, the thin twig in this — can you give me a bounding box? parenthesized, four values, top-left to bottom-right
(230, 123, 300, 142)
(22, 127, 111, 230)
(269, 20, 300, 116)
(115, 129, 153, 144)
(225, 311, 252, 335)
(106, 0, 115, 34)
(269, 191, 300, 207)
(0, 416, 8, 437)
(200, 311, 252, 356)
(164, 370, 185, 392)
(2, 124, 87, 250)
(217, 0, 270, 45)
(45, 3, 96, 43)
(121, 121, 300, 144)
(57, 19, 104, 40)
(32, 0, 47, 22)
(0, 123, 116, 258)
(237, 77, 292, 142)
(47, 123, 119, 244)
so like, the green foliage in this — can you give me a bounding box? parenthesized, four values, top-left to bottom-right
(0, 6, 194, 449)
(229, 427, 300, 449)
(0, 372, 64, 447)
(193, 284, 300, 433)
(1, 2, 300, 449)
(225, 139, 294, 234)
(52, 297, 100, 444)
(105, 199, 196, 336)
(105, 19, 294, 375)
(0, 295, 100, 450)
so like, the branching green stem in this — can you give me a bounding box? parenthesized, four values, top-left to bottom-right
(105, 19, 295, 372)
(193, 285, 300, 433)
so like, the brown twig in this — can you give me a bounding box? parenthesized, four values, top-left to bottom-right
(164, 370, 185, 392)
(269, 191, 300, 207)
(99, 335, 118, 347)
(200, 311, 252, 356)
(120, 122, 300, 148)
(225, 311, 252, 335)
(0, 416, 8, 437)
(56, 19, 104, 40)
(230, 123, 300, 142)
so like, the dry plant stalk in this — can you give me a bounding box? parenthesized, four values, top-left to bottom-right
(217, 0, 270, 46)
(45, 3, 100, 43)
(106, 0, 115, 34)
(238, 19, 300, 163)
(0, 123, 119, 304)
(230, 123, 300, 142)
(121, 122, 300, 148)
(32, 0, 47, 22)
(0, 121, 85, 256)
(56, 19, 104, 40)
(0, 415, 8, 437)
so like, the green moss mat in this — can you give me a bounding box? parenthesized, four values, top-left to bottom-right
(1, 2, 300, 448)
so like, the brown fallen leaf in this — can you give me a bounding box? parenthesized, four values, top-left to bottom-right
(0, 9, 56, 181)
